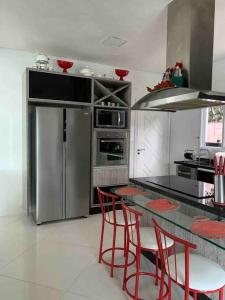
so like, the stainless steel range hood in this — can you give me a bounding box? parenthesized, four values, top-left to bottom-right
(132, 0, 225, 111)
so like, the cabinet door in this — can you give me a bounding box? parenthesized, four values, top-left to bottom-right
(65, 108, 91, 218)
(34, 107, 64, 223)
(29, 71, 92, 103)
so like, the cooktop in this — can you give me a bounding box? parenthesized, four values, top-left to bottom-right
(141, 175, 214, 199)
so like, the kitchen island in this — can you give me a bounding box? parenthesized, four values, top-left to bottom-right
(130, 175, 224, 217)
(112, 176, 225, 300)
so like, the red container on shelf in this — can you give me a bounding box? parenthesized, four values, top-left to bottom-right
(115, 69, 129, 81)
(57, 60, 74, 73)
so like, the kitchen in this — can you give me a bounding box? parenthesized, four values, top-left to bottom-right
(1, 0, 225, 299)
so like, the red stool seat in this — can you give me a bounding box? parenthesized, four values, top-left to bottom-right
(134, 227, 173, 251)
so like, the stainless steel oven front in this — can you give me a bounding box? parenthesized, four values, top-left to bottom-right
(94, 131, 129, 166)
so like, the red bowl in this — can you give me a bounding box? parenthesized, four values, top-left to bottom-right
(57, 60, 74, 73)
(115, 69, 129, 81)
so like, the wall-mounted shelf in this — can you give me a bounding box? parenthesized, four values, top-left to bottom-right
(93, 104, 130, 110)
(94, 78, 131, 107)
(28, 98, 92, 107)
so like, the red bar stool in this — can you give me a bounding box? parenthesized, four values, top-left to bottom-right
(152, 218, 225, 300)
(97, 187, 136, 277)
(122, 204, 173, 300)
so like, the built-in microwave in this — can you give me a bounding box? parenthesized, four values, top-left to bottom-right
(95, 108, 126, 129)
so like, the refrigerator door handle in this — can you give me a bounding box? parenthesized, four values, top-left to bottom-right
(62, 142, 66, 218)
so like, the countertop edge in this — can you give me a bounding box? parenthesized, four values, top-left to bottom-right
(130, 178, 224, 218)
(174, 160, 214, 170)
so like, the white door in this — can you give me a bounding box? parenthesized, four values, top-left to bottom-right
(131, 110, 171, 178)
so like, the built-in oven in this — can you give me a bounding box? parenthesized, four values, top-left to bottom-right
(94, 131, 129, 166)
(95, 108, 126, 129)
(176, 165, 197, 180)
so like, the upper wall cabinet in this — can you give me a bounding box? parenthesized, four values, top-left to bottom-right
(28, 70, 92, 103)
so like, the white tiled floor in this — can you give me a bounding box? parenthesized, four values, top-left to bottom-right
(0, 213, 173, 300)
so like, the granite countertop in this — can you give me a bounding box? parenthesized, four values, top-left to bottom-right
(174, 159, 214, 170)
(130, 175, 225, 217)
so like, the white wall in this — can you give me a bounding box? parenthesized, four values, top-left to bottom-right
(169, 59, 225, 174)
(0, 49, 34, 216)
(169, 109, 201, 174)
(0, 47, 163, 216)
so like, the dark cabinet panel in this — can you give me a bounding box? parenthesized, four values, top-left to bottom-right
(197, 169, 214, 184)
(29, 71, 92, 103)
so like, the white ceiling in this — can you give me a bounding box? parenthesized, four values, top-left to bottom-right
(0, 0, 224, 72)
(0, 0, 170, 72)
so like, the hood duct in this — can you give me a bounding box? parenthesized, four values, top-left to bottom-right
(132, 0, 225, 111)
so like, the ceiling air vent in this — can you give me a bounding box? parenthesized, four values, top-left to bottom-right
(102, 36, 127, 47)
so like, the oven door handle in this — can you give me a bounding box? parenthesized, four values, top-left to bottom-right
(197, 168, 215, 174)
(100, 139, 123, 143)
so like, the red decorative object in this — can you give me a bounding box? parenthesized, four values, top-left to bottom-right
(191, 220, 225, 238)
(175, 62, 183, 69)
(116, 186, 146, 196)
(146, 199, 180, 212)
(147, 80, 175, 93)
(57, 60, 74, 73)
(115, 69, 129, 81)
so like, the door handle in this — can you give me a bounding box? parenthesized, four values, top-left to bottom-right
(137, 148, 145, 155)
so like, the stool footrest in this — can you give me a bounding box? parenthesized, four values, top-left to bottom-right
(124, 271, 168, 300)
(100, 247, 136, 268)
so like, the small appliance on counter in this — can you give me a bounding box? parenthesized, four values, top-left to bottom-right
(184, 149, 195, 160)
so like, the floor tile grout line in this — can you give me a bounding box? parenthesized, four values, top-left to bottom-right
(0, 232, 99, 274)
(0, 215, 25, 232)
(65, 290, 111, 300)
(0, 236, 49, 272)
(64, 256, 97, 293)
(0, 273, 63, 293)
(0, 244, 98, 293)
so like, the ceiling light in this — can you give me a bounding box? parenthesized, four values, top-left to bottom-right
(102, 36, 127, 47)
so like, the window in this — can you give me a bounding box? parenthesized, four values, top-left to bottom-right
(201, 106, 225, 147)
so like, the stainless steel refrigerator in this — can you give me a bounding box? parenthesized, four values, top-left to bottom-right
(29, 106, 91, 224)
